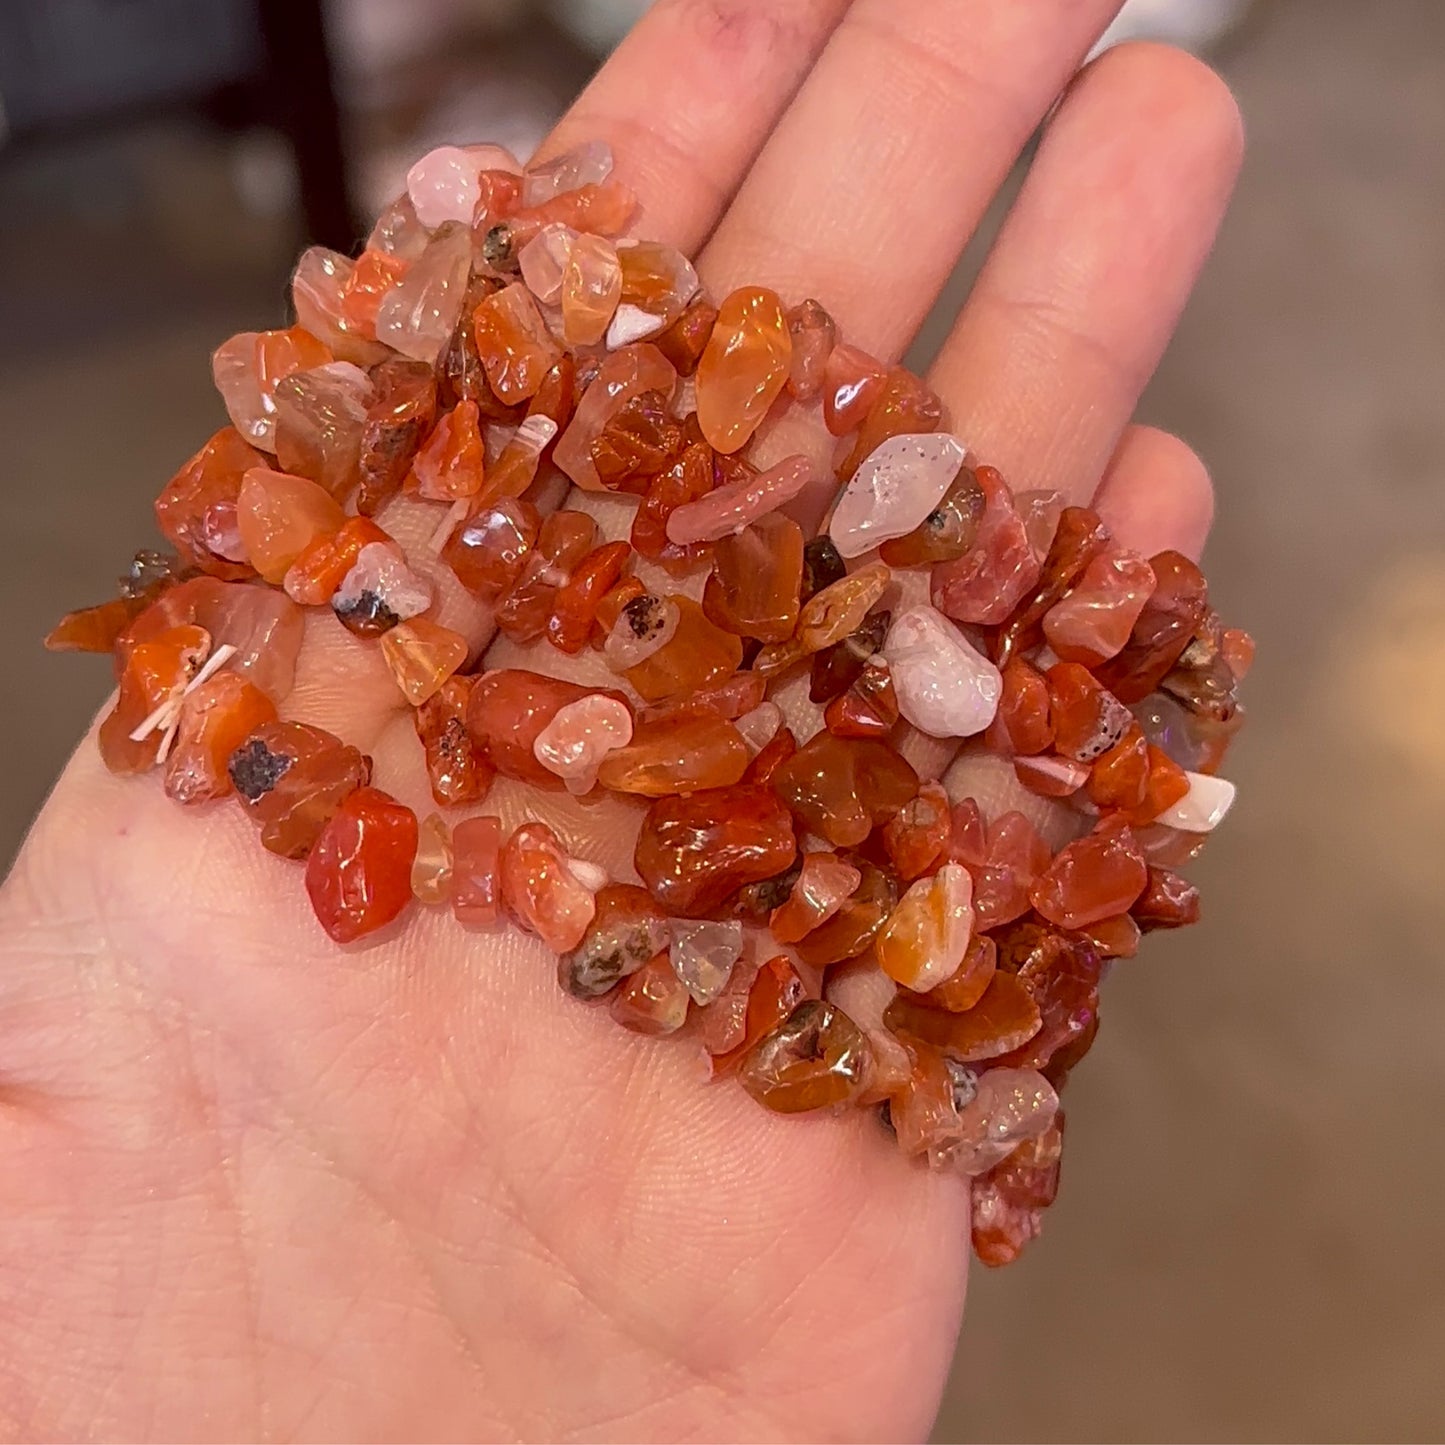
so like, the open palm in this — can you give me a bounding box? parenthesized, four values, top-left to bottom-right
(0, 2, 1241, 1438)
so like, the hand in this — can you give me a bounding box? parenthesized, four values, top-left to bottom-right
(0, 2, 1240, 1438)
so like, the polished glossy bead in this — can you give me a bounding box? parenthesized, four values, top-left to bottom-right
(562, 231, 622, 346)
(357, 359, 438, 514)
(925, 933, 998, 1013)
(991, 922, 1103, 1074)
(991, 655, 1054, 755)
(610, 953, 690, 1035)
(609, 240, 699, 344)
(467, 669, 628, 788)
(997, 505, 1111, 662)
(1154, 769, 1236, 832)
(970, 1115, 1065, 1266)
(824, 661, 900, 738)
(931, 466, 1041, 626)
(451, 815, 503, 928)
(965, 810, 1054, 929)
(702, 513, 805, 643)
(1030, 820, 1149, 929)
(809, 608, 889, 703)
(635, 784, 797, 915)
(1094, 550, 1210, 703)
(619, 596, 743, 703)
(771, 731, 919, 848)
(829, 433, 967, 558)
(332, 542, 433, 638)
(1087, 725, 1150, 811)
(410, 399, 486, 501)
(547, 541, 632, 654)
(373, 222, 473, 365)
(379, 617, 469, 705)
(559, 884, 669, 998)
(738, 1000, 871, 1113)
(411, 812, 454, 904)
(1043, 549, 1157, 666)
(235, 467, 345, 584)
(212, 325, 333, 451)
(753, 561, 891, 676)
(652, 296, 718, 375)
(120, 576, 304, 703)
(555, 343, 677, 491)
(708, 954, 808, 1074)
(517, 221, 574, 304)
(415, 676, 495, 806)
(597, 710, 748, 796)
(442, 497, 540, 600)
(876, 863, 975, 992)
(695, 285, 792, 453)
(164, 672, 277, 805)
(838, 366, 943, 480)
(304, 786, 418, 943)
(291, 247, 394, 365)
(407, 144, 488, 228)
(944, 1068, 1060, 1177)
(1047, 662, 1134, 762)
(883, 605, 1002, 739)
(472, 281, 564, 403)
(229, 720, 370, 859)
(784, 298, 836, 400)
(589, 388, 686, 493)
(793, 859, 899, 969)
(533, 693, 634, 794)
(666, 454, 812, 545)
(496, 510, 597, 644)
(273, 361, 374, 499)
(630, 440, 713, 560)
(768, 851, 862, 944)
(822, 344, 885, 436)
(1014, 753, 1092, 798)
(668, 919, 744, 1005)
(878, 467, 985, 567)
(155, 427, 266, 580)
(499, 821, 597, 952)
(881, 780, 952, 880)
(1131, 865, 1203, 930)
(885, 970, 1042, 1063)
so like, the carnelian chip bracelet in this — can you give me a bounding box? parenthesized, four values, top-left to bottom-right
(47, 141, 1252, 1267)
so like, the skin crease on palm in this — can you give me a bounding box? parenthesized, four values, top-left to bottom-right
(0, 1, 1243, 1439)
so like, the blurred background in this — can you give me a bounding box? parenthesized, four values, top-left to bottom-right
(1, 0, 1442, 1439)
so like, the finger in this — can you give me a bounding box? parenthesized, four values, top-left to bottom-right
(1093, 423, 1215, 561)
(533, 0, 853, 251)
(928, 42, 1244, 499)
(698, 0, 1126, 352)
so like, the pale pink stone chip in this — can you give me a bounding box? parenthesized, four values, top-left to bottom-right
(406, 146, 484, 230)
(946, 1068, 1059, 1177)
(665, 455, 813, 545)
(518, 223, 576, 306)
(828, 432, 968, 558)
(668, 919, 743, 1004)
(882, 605, 1002, 739)
(521, 139, 614, 207)
(334, 543, 434, 626)
(373, 222, 472, 366)
(1154, 772, 1236, 833)
(532, 695, 635, 795)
